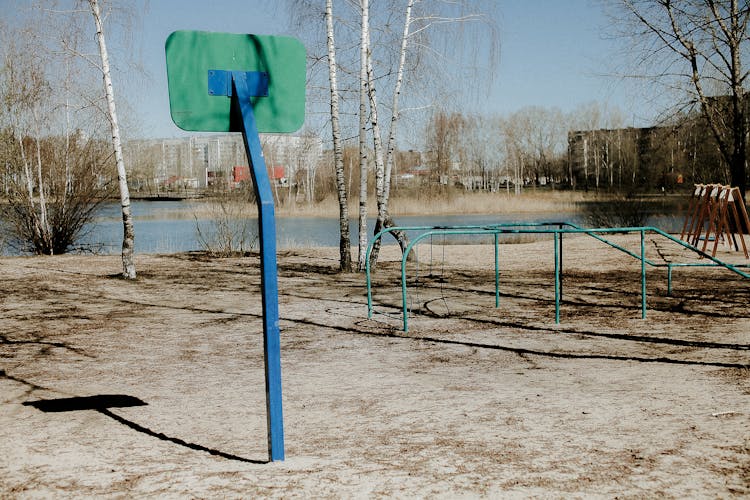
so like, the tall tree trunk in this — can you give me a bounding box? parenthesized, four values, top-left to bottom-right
(628, 0, 748, 197)
(357, 0, 370, 272)
(366, 26, 385, 236)
(89, 0, 136, 279)
(709, 0, 747, 198)
(727, 0, 747, 198)
(32, 111, 51, 253)
(364, 20, 385, 268)
(325, 0, 352, 271)
(369, 0, 414, 269)
(17, 133, 43, 245)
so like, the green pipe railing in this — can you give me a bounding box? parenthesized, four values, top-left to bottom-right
(365, 222, 750, 332)
(366, 222, 570, 323)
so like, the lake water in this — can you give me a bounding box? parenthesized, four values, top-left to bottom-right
(3, 200, 685, 255)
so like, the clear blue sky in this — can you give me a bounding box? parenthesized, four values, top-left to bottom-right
(4, 0, 654, 138)
(491, 0, 642, 119)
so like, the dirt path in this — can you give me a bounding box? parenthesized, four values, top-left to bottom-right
(1, 235, 748, 497)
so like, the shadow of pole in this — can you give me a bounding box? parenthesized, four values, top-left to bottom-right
(22, 394, 268, 465)
(98, 408, 268, 464)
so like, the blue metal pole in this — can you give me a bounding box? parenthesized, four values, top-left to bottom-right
(231, 72, 284, 461)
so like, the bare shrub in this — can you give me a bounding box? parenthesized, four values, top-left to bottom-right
(0, 132, 115, 255)
(194, 187, 258, 256)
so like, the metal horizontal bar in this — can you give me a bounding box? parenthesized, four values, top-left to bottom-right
(365, 221, 750, 332)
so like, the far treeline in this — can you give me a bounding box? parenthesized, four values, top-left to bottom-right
(2, 1, 750, 277)
(307, 101, 746, 203)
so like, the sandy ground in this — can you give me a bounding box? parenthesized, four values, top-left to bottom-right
(1, 233, 748, 498)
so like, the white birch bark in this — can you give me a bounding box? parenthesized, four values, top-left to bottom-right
(32, 109, 51, 252)
(89, 0, 136, 279)
(368, 0, 414, 267)
(17, 132, 43, 244)
(383, 0, 413, 207)
(357, 0, 370, 272)
(365, 24, 384, 230)
(325, 0, 352, 271)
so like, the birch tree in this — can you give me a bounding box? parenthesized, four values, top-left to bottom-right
(289, 0, 498, 271)
(323, 0, 352, 271)
(359, 0, 414, 270)
(365, 0, 498, 267)
(367, 0, 414, 267)
(357, 0, 370, 272)
(89, 0, 136, 279)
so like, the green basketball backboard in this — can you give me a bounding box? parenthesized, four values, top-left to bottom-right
(165, 31, 305, 133)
